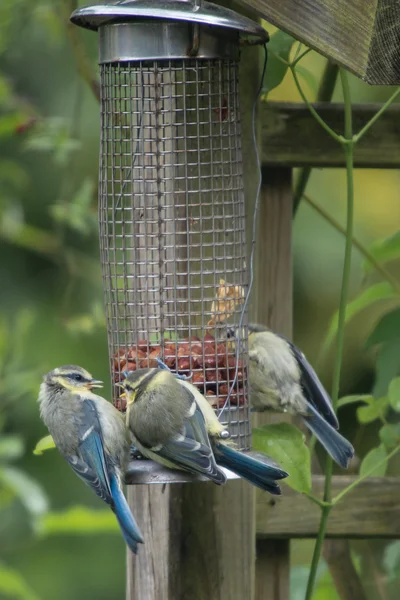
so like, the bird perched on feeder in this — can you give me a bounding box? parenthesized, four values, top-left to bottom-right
(119, 368, 288, 495)
(228, 324, 354, 469)
(38, 365, 144, 554)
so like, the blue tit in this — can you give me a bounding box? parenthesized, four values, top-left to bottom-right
(38, 365, 144, 553)
(229, 324, 354, 469)
(120, 369, 288, 494)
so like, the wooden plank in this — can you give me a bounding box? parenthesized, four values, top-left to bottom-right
(254, 167, 292, 336)
(256, 476, 400, 538)
(261, 102, 400, 168)
(256, 539, 290, 600)
(126, 484, 183, 599)
(236, 0, 400, 84)
(253, 167, 293, 600)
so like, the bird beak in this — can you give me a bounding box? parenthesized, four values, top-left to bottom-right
(115, 382, 125, 389)
(119, 392, 126, 399)
(88, 379, 103, 389)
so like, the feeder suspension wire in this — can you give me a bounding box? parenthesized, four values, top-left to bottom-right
(217, 43, 268, 420)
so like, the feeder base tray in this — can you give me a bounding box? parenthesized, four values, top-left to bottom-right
(125, 458, 240, 484)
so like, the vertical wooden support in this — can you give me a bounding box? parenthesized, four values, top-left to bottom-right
(254, 167, 293, 600)
(126, 35, 259, 600)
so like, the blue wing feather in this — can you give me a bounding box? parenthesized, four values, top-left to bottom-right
(143, 399, 226, 485)
(277, 334, 339, 429)
(66, 399, 143, 552)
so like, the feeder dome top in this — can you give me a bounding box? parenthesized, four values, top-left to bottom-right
(71, 0, 268, 44)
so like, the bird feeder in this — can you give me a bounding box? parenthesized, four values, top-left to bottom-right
(71, 0, 267, 483)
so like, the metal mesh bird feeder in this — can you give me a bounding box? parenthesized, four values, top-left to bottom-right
(71, 0, 267, 483)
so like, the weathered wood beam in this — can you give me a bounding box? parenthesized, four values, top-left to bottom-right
(256, 476, 400, 538)
(235, 0, 400, 84)
(261, 102, 400, 168)
(253, 168, 293, 600)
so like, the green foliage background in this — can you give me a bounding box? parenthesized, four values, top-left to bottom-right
(0, 3, 400, 600)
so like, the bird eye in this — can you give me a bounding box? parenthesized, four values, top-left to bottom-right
(70, 373, 83, 382)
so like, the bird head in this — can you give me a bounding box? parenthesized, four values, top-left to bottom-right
(117, 368, 157, 404)
(247, 323, 269, 335)
(43, 365, 103, 393)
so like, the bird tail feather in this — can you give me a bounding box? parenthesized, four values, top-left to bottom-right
(110, 475, 144, 554)
(303, 404, 354, 469)
(213, 442, 288, 495)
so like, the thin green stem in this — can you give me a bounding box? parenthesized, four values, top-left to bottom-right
(293, 61, 339, 213)
(332, 443, 400, 505)
(291, 48, 312, 67)
(304, 507, 332, 598)
(331, 69, 353, 410)
(304, 68, 354, 600)
(354, 86, 400, 142)
(290, 66, 343, 143)
(304, 492, 330, 508)
(303, 193, 400, 294)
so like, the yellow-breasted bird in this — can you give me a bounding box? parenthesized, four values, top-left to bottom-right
(119, 368, 288, 494)
(38, 365, 144, 553)
(228, 324, 354, 469)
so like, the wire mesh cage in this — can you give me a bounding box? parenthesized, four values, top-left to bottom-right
(71, 0, 267, 483)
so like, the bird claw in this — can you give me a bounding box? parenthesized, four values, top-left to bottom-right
(156, 358, 192, 381)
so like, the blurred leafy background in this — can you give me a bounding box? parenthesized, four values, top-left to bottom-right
(0, 1, 399, 599)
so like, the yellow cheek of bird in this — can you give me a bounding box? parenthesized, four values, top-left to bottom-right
(207, 279, 245, 327)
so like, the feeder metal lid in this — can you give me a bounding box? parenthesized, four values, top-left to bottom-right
(71, 0, 268, 44)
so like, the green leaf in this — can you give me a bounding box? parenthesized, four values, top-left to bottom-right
(363, 231, 400, 273)
(365, 308, 400, 349)
(357, 397, 389, 423)
(39, 506, 119, 536)
(336, 395, 373, 410)
(373, 338, 400, 398)
(0, 435, 24, 461)
(379, 424, 400, 449)
(359, 445, 387, 477)
(323, 282, 398, 352)
(262, 31, 296, 94)
(0, 562, 41, 600)
(33, 435, 56, 455)
(0, 466, 49, 517)
(252, 423, 311, 493)
(389, 377, 400, 412)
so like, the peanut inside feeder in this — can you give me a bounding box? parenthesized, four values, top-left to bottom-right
(114, 280, 246, 412)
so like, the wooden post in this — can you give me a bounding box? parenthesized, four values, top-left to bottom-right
(254, 167, 293, 600)
(126, 30, 260, 600)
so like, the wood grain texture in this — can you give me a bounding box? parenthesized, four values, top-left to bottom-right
(236, 0, 400, 84)
(127, 481, 255, 600)
(253, 167, 293, 600)
(256, 476, 400, 538)
(126, 484, 183, 600)
(366, 0, 400, 84)
(254, 168, 292, 336)
(179, 480, 255, 600)
(261, 102, 400, 168)
(255, 539, 290, 600)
